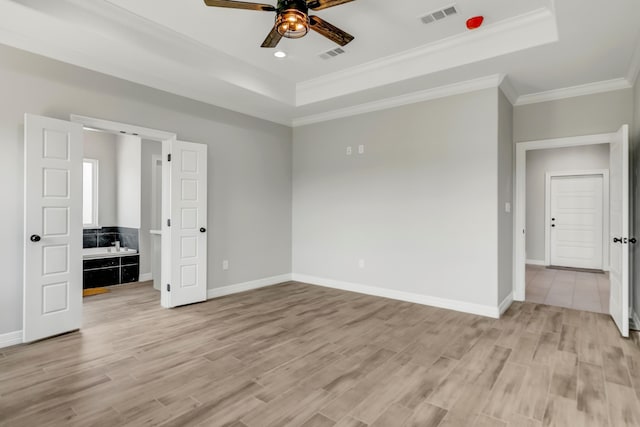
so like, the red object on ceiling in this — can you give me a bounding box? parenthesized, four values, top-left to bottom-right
(466, 16, 484, 30)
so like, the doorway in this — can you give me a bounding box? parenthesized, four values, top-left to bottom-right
(23, 114, 209, 343)
(514, 126, 631, 337)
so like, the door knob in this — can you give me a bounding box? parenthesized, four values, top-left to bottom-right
(30, 234, 41, 242)
(551, 224, 555, 228)
(200, 227, 206, 233)
(630, 238, 637, 244)
(613, 237, 623, 243)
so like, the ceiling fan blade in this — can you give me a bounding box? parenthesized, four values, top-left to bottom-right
(203, 0, 276, 12)
(307, 0, 355, 11)
(309, 15, 354, 46)
(261, 26, 283, 48)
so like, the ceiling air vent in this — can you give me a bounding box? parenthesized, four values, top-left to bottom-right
(421, 5, 457, 24)
(319, 47, 346, 60)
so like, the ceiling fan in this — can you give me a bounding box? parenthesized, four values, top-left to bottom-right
(203, 0, 355, 48)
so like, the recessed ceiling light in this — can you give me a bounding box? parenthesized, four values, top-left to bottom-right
(274, 51, 287, 59)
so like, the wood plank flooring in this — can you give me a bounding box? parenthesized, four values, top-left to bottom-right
(1, 281, 640, 427)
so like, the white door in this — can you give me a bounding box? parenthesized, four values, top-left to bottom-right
(549, 175, 604, 269)
(609, 125, 630, 337)
(166, 140, 208, 307)
(23, 114, 83, 343)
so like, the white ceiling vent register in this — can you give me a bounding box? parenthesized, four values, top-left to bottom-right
(319, 47, 346, 60)
(421, 5, 457, 24)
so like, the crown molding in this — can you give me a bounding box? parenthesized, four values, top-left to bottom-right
(292, 74, 504, 127)
(499, 76, 518, 105)
(296, 8, 558, 106)
(515, 78, 633, 106)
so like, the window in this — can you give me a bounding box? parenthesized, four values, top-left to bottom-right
(83, 159, 99, 228)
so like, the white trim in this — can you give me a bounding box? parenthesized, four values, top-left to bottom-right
(632, 310, 640, 331)
(292, 274, 501, 319)
(544, 170, 609, 270)
(499, 76, 518, 105)
(296, 8, 557, 106)
(70, 115, 177, 141)
(526, 259, 546, 266)
(0, 330, 23, 349)
(207, 274, 292, 299)
(139, 272, 153, 282)
(150, 154, 162, 231)
(515, 78, 632, 106)
(514, 133, 615, 302)
(499, 292, 514, 315)
(292, 74, 505, 127)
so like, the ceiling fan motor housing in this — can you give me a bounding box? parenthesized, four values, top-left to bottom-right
(276, 0, 310, 38)
(277, 0, 309, 14)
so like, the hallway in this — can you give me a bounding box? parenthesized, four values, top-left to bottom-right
(526, 264, 610, 314)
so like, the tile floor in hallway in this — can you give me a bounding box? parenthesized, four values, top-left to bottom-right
(526, 264, 610, 314)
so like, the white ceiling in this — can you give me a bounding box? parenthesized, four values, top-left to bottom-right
(0, 0, 639, 126)
(104, 0, 550, 81)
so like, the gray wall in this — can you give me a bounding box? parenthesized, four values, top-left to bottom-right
(0, 44, 292, 335)
(140, 140, 162, 277)
(634, 73, 640, 322)
(293, 89, 501, 308)
(498, 91, 514, 304)
(525, 145, 610, 262)
(83, 130, 117, 226)
(514, 89, 635, 142)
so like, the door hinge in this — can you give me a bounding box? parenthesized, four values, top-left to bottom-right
(167, 219, 171, 227)
(167, 284, 171, 292)
(167, 153, 172, 162)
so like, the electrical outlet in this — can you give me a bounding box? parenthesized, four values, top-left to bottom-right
(358, 145, 365, 154)
(222, 260, 229, 270)
(358, 259, 365, 269)
(346, 146, 352, 156)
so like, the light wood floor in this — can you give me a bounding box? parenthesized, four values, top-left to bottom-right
(1, 282, 640, 427)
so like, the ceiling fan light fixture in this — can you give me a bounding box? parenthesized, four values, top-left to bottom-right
(276, 9, 309, 38)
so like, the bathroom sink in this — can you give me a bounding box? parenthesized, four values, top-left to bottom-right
(82, 247, 138, 259)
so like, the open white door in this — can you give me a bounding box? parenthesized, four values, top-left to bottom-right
(23, 114, 83, 343)
(166, 140, 208, 307)
(609, 124, 630, 337)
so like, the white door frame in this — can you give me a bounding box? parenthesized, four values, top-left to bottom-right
(150, 154, 163, 231)
(514, 132, 615, 301)
(544, 170, 609, 270)
(70, 115, 176, 308)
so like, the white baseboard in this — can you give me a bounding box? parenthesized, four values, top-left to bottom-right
(526, 259, 545, 266)
(0, 330, 22, 349)
(499, 292, 514, 315)
(632, 310, 640, 331)
(292, 274, 501, 319)
(138, 273, 153, 282)
(207, 274, 292, 299)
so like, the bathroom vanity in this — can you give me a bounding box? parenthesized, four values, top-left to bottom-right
(82, 227, 140, 288)
(82, 247, 140, 288)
